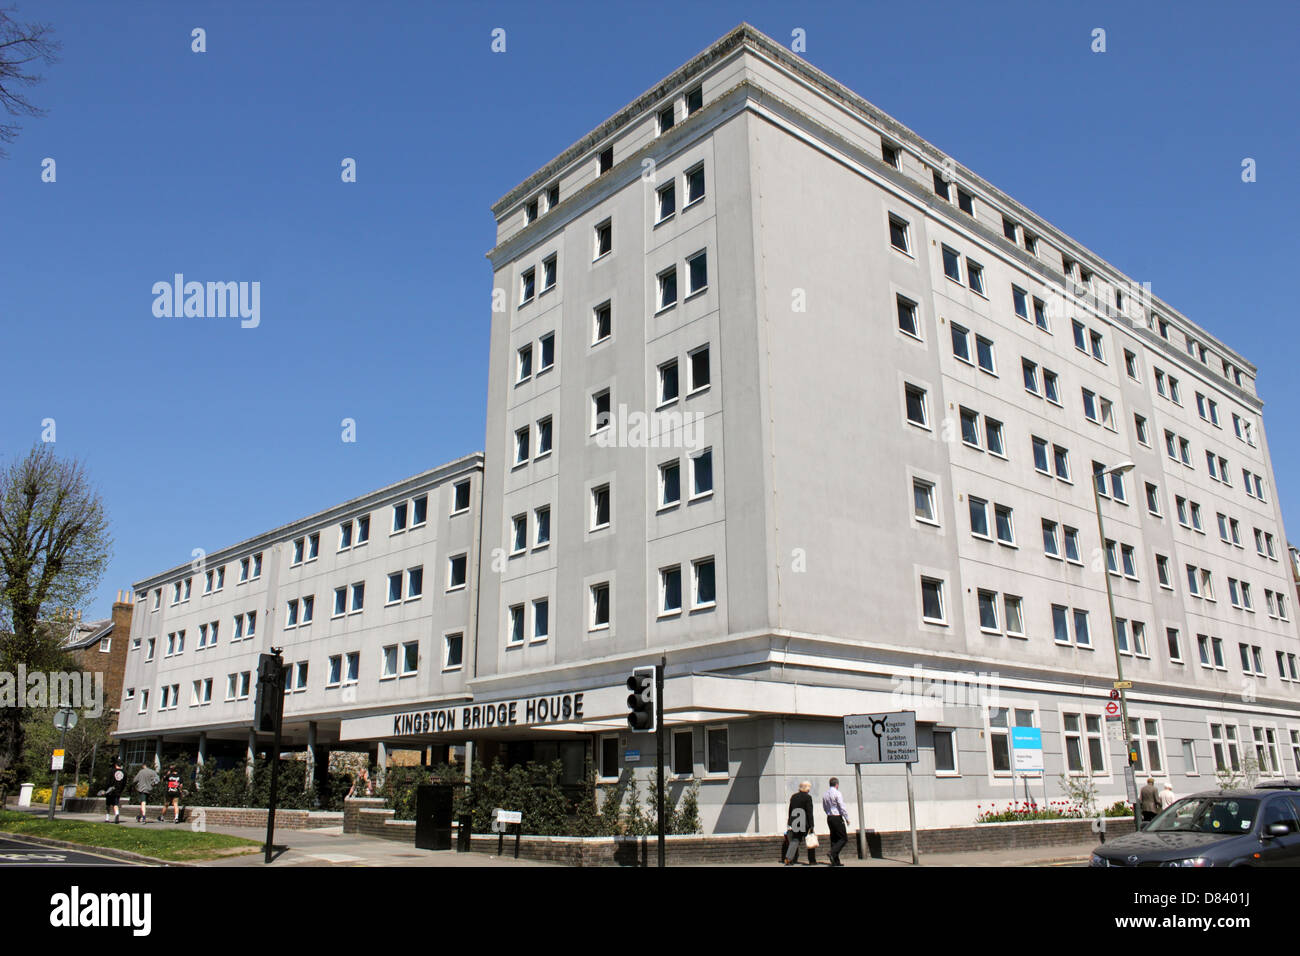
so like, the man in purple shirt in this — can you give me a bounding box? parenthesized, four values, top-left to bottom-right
(821, 778, 850, 866)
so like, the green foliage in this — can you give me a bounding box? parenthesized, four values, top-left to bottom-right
(1057, 773, 1099, 817)
(975, 800, 1086, 823)
(0, 810, 260, 862)
(676, 779, 701, 835)
(1216, 754, 1260, 791)
(622, 774, 650, 835)
(1104, 800, 1133, 817)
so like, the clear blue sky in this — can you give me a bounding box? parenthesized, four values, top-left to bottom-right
(3, 0, 1297, 619)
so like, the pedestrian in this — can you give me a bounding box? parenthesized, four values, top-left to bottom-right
(822, 776, 850, 866)
(100, 759, 125, 824)
(159, 764, 183, 823)
(346, 766, 372, 799)
(1158, 783, 1177, 811)
(133, 764, 159, 823)
(784, 781, 815, 866)
(1139, 777, 1159, 826)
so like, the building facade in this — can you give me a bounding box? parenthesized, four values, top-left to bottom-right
(59, 594, 135, 733)
(118, 25, 1300, 835)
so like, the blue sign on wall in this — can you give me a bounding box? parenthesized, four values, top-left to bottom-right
(1010, 727, 1043, 771)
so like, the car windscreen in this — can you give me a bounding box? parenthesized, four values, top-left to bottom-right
(1147, 797, 1260, 834)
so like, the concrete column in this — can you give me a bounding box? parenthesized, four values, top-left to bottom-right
(197, 733, 207, 790)
(153, 739, 162, 772)
(464, 741, 473, 781)
(246, 731, 256, 781)
(305, 722, 317, 793)
(376, 741, 388, 789)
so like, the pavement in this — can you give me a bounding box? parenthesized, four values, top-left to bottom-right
(0, 834, 138, 867)
(1, 806, 1097, 867)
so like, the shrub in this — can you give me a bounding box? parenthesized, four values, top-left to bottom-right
(975, 800, 1087, 823)
(676, 780, 701, 835)
(1104, 800, 1133, 817)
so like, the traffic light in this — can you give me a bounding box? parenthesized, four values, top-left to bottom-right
(254, 652, 284, 733)
(626, 666, 657, 733)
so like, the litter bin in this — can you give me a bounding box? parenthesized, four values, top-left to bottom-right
(18, 782, 34, 807)
(414, 784, 454, 850)
(457, 813, 472, 852)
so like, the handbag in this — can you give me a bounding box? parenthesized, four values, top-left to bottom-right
(804, 832, 819, 849)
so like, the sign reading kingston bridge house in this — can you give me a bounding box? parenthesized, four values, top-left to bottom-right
(391, 692, 585, 736)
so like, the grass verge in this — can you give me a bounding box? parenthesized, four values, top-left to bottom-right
(0, 810, 262, 862)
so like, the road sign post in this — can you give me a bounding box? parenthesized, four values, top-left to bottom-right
(47, 708, 78, 821)
(843, 712, 919, 864)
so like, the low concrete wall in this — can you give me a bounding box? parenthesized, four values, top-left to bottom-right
(62, 799, 342, 830)
(336, 798, 1123, 865)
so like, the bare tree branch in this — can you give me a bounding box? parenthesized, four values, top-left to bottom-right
(0, 4, 60, 158)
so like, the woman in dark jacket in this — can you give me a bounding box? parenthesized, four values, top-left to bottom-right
(784, 781, 815, 865)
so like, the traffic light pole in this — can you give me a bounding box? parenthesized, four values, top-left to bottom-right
(656, 658, 665, 868)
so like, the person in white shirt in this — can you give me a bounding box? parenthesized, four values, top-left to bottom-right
(1158, 783, 1177, 811)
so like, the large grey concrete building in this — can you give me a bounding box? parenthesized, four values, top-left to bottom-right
(118, 25, 1300, 835)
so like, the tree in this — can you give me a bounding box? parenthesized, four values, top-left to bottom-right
(0, 5, 60, 159)
(0, 443, 112, 776)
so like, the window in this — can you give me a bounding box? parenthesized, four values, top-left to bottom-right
(541, 254, 557, 292)
(1033, 297, 1049, 331)
(660, 565, 682, 616)
(333, 587, 347, 617)
(1002, 216, 1018, 242)
(1063, 713, 1106, 775)
(1032, 436, 1050, 473)
(592, 389, 610, 433)
(921, 577, 946, 624)
(1156, 554, 1172, 589)
(706, 726, 729, 776)
(1064, 527, 1081, 564)
(381, 645, 398, 679)
(452, 480, 471, 514)
(672, 729, 694, 775)
(932, 169, 951, 201)
(905, 383, 929, 427)
(968, 497, 990, 538)
(951, 323, 972, 364)
(1052, 605, 1070, 644)
(1043, 369, 1060, 403)
(291, 539, 304, 565)
(1082, 389, 1098, 423)
(444, 633, 463, 670)
(941, 245, 961, 282)
(994, 505, 1015, 545)
(1124, 349, 1139, 381)
(393, 501, 409, 533)
(590, 582, 610, 630)
(598, 146, 613, 174)
(1126, 718, 1164, 773)
(533, 599, 549, 642)
(594, 219, 612, 259)
(1053, 444, 1070, 481)
(690, 448, 713, 498)
(960, 407, 980, 446)
(657, 359, 679, 406)
(536, 416, 552, 457)
(1042, 520, 1060, 558)
(1022, 358, 1039, 394)
(1004, 596, 1024, 636)
(345, 652, 359, 684)
(688, 346, 710, 392)
(1135, 414, 1149, 446)
(520, 267, 535, 304)
(593, 302, 611, 344)
(534, 506, 550, 547)
(913, 478, 937, 524)
(511, 514, 528, 554)
(1073, 609, 1091, 646)
(1167, 628, 1182, 662)
(888, 215, 911, 253)
(1023, 231, 1038, 255)
(386, 572, 402, 604)
(977, 589, 999, 632)
(657, 103, 675, 134)
(355, 517, 369, 545)
(686, 250, 708, 295)
(508, 604, 525, 645)
(447, 554, 467, 590)
(975, 335, 995, 374)
(1012, 285, 1029, 320)
(546, 184, 559, 210)
(896, 295, 920, 338)
(656, 181, 675, 222)
(881, 140, 900, 169)
(685, 86, 703, 115)
(684, 164, 705, 206)
(514, 426, 530, 465)
(967, 260, 986, 296)
(339, 521, 353, 551)
(957, 188, 975, 216)
(1072, 320, 1087, 352)
(656, 266, 678, 310)
(591, 484, 611, 530)
(538, 332, 554, 372)
(659, 460, 681, 509)
(989, 707, 1038, 775)
(525, 198, 538, 224)
(1090, 330, 1104, 362)
(598, 736, 619, 780)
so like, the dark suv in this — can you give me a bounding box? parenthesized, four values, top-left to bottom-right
(1090, 789, 1300, 866)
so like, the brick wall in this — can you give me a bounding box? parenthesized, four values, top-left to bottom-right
(343, 797, 386, 833)
(64, 798, 341, 830)
(69, 599, 133, 735)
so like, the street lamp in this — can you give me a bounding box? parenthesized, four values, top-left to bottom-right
(1092, 460, 1140, 832)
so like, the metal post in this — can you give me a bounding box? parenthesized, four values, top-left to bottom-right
(1093, 474, 1139, 832)
(854, 764, 866, 859)
(47, 722, 68, 821)
(905, 761, 918, 865)
(656, 657, 665, 868)
(264, 651, 285, 864)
